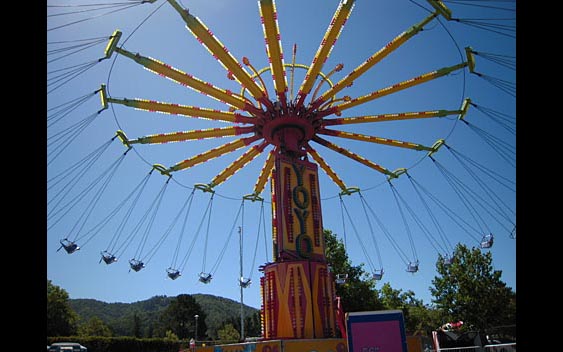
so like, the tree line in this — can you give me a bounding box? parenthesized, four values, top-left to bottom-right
(47, 285, 261, 342)
(324, 229, 515, 339)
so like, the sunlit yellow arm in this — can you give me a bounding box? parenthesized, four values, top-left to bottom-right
(126, 126, 254, 145)
(427, 0, 452, 21)
(114, 47, 260, 114)
(253, 148, 276, 196)
(313, 11, 438, 109)
(304, 144, 347, 191)
(168, 135, 260, 172)
(259, 0, 287, 102)
(319, 128, 434, 151)
(334, 61, 468, 112)
(296, 0, 355, 108)
(323, 109, 461, 126)
(210, 140, 269, 187)
(167, 0, 270, 107)
(312, 136, 394, 176)
(108, 97, 255, 124)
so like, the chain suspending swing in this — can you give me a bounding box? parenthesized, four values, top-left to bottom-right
(97, 167, 156, 266)
(128, 169, 172, 272)
(166, 188, 197, 280)
(338, 187, 385, 283)
(55, 134, 133, 255)
(428, 145, 495, 250)
(403, 170, 456, 266)
(238, 195, 269, 288)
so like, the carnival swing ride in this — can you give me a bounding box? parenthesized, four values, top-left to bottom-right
(47, 0, 515, 341)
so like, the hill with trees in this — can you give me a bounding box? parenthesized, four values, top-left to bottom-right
(68, 294, 260, 340)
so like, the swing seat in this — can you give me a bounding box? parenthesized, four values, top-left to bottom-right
(240, 277, 252, 288)
(129, 259, 145, 272)
(60, 239, 80, 254)
(480, 233, 494, 248)
(373, 269, 384, 281)
(335, 273, 348, 284)
(406, 261, 419, 273)
(199, 272, 212, 284)
(167, 268, 181, 280)
(101, 252, 117, 264)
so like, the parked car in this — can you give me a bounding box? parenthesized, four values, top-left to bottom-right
(47, 342, 87, 352)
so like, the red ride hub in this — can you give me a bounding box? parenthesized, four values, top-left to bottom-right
(261, 113, 316, 154)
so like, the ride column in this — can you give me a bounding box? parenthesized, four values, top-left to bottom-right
(260, 153, 337, 339)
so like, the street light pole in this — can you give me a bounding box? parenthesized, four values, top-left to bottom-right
(194, 314, 199, 343)
(239, 226, 245, 342)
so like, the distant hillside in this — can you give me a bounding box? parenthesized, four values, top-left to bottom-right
(69, 294, 259, 339)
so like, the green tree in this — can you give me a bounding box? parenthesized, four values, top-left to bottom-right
(217, 323, 240, 343)
(379, 283, 418, 332)
(379, 283, 441, 334)
(77, 316, 113, 336)
(408, 303, 442, 335)
(158, 294, 208, 340)
(132, 312, 142, 337)
(324, 229, 384, 313)
(47, 280, 78, 336)
(145, 322, 155, 338)
(430, 243, 516, 331)
(165, 330, 180, 341)
(223, 311, 262, 340)
(244, 311, 262, 338)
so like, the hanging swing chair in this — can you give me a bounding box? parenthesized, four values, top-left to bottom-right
(100, 251, 117, 264)
(239, 277, 252, 288)
(166, 267, 181, 280)
(442, 255, 454, 266)
(129, 259, 145, 272)
(59, 239, 80, 254)
(406, 260, 419, 273)
(199, 272, 212, 284)
(372, 269, 384, 281)
(480, 233, 494, 248)
(335, 273, 348, 285)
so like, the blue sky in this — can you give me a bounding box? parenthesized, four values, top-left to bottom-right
(47, 0, 516, 312)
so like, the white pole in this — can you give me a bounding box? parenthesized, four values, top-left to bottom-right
(194, 314, 199, 342)
(239, 226, 245, 341)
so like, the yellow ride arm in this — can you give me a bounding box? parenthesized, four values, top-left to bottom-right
(323, 108, 462, 126)
(167, 0, 270, 108)
(305, 144, 348, 191)
(210, 140, 268, 187)
(319, 129, 435, 151)
(313, 11, 438, 109)
(253, 148, 277, 197)
(259, 0, 288, 102)
(108, 97, 255, 124)
(296, 0, 355, 108)
(124, 126, 254, 145)
(168, 136, 260, 172)
(312, 136, 394, 176)
(114, 47, 259, 114)
(334, 61, 469, 113)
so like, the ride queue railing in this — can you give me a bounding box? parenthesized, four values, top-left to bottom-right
(428, 343, 516, 352)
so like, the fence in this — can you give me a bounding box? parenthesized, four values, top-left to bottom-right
(427, 343, 516, 352)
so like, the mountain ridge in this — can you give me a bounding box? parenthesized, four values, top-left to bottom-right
(69, 293, 260, 339)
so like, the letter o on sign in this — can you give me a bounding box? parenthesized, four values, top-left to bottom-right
(296, 234, 313, 258)
(293, 185, 309, 209)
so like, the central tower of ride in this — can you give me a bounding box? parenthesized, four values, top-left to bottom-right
(260, 136, 337, 339)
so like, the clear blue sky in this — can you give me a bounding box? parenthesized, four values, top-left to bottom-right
(47, 0, 516, 312)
